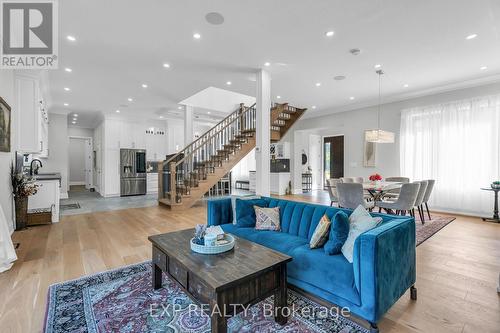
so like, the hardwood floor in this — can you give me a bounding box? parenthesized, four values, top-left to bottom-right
(1, 195, 499, 333)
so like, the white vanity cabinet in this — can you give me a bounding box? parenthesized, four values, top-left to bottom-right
(28, 179, 60, 222)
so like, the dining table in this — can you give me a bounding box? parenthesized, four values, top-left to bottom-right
(362, 181, 403, 201)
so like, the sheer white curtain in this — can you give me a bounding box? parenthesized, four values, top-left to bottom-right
(400, 94, 500, 216)
(0, 204, 17, 273)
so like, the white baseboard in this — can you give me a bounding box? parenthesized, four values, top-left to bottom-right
(60, 191, 68, 199)
(69, 181, 85, 186)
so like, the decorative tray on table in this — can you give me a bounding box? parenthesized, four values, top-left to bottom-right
(190, 234, 235, 255)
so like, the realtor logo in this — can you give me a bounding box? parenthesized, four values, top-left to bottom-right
(1, 0, 58, 69)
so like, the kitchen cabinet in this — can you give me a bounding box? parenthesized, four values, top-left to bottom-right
(103, 149, 120, 197)
(28, 179, 60, 222)
(15, 73, 48, 155)
(270, 173, 291, 195)
(249, 171, 256, 192)
(147, 173, 159, 193)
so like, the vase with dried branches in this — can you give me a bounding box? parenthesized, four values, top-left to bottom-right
(10, 165, 38, 230)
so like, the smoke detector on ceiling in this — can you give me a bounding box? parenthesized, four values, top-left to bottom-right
(349, 48, 361, 56)
(205, 12, 224, 25)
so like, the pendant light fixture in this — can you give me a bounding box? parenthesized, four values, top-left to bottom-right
(365, 69, 395, 143)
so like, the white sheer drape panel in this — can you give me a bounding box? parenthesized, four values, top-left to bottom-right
(400, 94, 500, 216)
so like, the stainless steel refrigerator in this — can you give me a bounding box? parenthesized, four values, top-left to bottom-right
(120, 149, 147, 196)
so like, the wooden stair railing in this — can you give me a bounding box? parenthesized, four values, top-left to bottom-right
(158, 102, 306, 209)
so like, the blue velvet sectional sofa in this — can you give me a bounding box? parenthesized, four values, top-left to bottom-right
(207, 197, 416, 329)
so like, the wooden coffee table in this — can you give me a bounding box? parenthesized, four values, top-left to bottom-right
(148, 229, 292, 333)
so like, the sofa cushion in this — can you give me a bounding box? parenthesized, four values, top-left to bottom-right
(235, 198, 268, 228)
(220, 224, 308, 256)
(342, 205, 383, 263)
(324, 211, 350, 255)
(252, 231, 309, 255)
(288, 245, 360, 304)
(255, 206, 280, 231)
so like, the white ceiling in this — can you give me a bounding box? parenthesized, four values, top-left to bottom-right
(49, 0, 500, 126)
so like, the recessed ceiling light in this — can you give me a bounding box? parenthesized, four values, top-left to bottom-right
(315, 82, 321, 87)
(64, 87, 70, 91)
(142, 84, 148, 88)
(311, 106, 316, 109)
(374, 64, 382, 69)
(466, 34, 477, 40)
(163, 63, 170, 68)
(73, 114, 78, 117)
(116, 109, 120, 113)
(127, 97, 133, 102)
(67, 35, 76, 41)
(207, 111, 211, 114)
(349, 96, 355, 100)
(277, 95, 281, 99)
(403, 84, 409, 88)
(325, 31, 335, 37)
(178, 106, 183, 110)
(193, 33, 201, 39)
(480, 66, 488, 70)
(264, 62, 271, 67)
(63, 103, 69, 106)
(64, 67, 72, 72)
(159, 116, 164, 119)
(72, 121, 76, 124)
(226, 81, 232, 85)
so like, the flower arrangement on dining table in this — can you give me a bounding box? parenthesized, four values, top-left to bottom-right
(369, 173, 383, 182)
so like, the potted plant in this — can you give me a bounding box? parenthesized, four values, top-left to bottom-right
(369, 173, 383, 187)
(11, 165, 38, 230)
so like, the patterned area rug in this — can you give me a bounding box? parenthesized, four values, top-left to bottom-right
(414, 214, 455, 246)
(44, 262, 368, 333)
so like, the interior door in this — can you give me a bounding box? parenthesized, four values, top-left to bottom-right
(323, 136, 344, 188)
(84, 138, 93, 189)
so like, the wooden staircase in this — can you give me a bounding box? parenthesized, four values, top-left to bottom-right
(158, 103, 306, 210)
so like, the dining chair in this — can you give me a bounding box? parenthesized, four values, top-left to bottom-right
(422, 179, 435, 220)
(382, 177, 410, 200)
(326, 178, 340, 206)
(340, 177, 354, 183)
(385, 177, 410, 183)
(413, 180, 428, 224)
(353, 177, 364, 183)
(337, 183, 374, 210)
(376, 183, 420, 217)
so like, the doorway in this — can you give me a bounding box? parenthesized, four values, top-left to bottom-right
(68, 136, 93, 191)
(323, 135, 344, 188)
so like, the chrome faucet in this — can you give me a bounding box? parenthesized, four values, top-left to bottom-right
(30, 159, 43, 176)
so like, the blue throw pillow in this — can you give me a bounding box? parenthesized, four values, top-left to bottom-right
(324, 211, 350, 255)
(235, 198, 268, 228)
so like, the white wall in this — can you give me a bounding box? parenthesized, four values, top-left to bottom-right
(288, 81, 500, 192)
(42, 114, 69, 197)
(0, 70, 16, 233)
(68, 138, 86, 184)
(167, 119, 184, 154)
(231, 148, 256, 186)
(68, 127, 93, 138)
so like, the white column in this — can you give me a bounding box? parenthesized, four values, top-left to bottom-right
(255, 70, 271, 196)
(184, 105, 194, 145)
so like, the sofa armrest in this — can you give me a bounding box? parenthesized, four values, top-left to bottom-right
(207, 198, 232, 226)
(353, 218, 416, 323)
